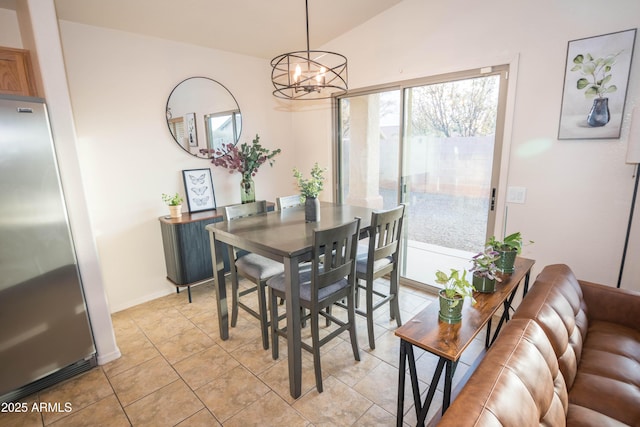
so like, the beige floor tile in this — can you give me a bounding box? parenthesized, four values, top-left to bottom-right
(155, 326, 215, 364)
(258, 356, 318, 405)
(110, 356, 179, 406)
(39, 368, 113, 425)
(136, 309, 196, 344)
(175, 409, 220, 426)
(103, 329, 160, 378)
(292, 376, 373, 427)
(195, 365, 269, 422)
(124, 379, 203, 426)
(48, 395, 129, 427)
(355, 404, 396, 426)
(228, 337, 282, 375)
(223, 391, 309, 427)
(0, 394, 42, 427)
(321, 340, 381, 387)
(8, 280, 455, 426)
(173, 344, 240, 390)
(363, 328, 402, 368)
(189, 310, 223, 340)
(353, 360, 427, 416)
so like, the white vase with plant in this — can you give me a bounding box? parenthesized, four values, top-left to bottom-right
(162, 192, 184, 218)
(293, 163, 326, 222)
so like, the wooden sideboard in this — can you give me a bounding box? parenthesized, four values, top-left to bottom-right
(158, 203, 274, 302)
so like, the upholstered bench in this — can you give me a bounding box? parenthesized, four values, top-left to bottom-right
(439, 264, 640, 426)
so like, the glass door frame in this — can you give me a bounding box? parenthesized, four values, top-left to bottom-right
(333, 65, 512, 290)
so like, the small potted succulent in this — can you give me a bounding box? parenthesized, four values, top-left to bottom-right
(435, 269, 476, 324)
(162, 192, 184, 218)
(470, 246, 502, 293)
(293, 162, 326, 222)
(486, 232, 532, 274)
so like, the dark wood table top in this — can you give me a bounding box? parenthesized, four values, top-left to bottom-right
(205, 202, 375, 259)
(395, 257, 535, 361)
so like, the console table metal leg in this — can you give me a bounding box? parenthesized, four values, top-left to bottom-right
(416, 357, 446, 426)
(397, 340, 407, 427)
(442, 360, 457, 414)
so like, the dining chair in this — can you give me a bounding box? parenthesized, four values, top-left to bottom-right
(354, 204, 405, 349)
(267, 218, 361, 393)
(276, 195, 302, 211)
(223, 200, 284, 350)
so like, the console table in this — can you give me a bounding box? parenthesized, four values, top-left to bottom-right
(158, 203, 274, 302)
(395, 257, 535, 426)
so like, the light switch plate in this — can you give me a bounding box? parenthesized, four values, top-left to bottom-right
(507, 186, 526, 204)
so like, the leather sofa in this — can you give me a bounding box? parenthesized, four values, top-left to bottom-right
(438, 264, 640, 426)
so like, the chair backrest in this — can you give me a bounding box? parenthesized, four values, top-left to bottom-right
(366, 204, 405, 269)
(276, 195, 302, 211)
(223, 200, 268, 221)
(311, 218, 361, 296)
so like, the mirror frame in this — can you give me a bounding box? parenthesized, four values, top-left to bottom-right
(165, 77, 242, 159)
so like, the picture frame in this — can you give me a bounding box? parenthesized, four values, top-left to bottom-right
(185, 112, 198, 147)
(182, 168, 216, 212)
(558, 28, 636, 140)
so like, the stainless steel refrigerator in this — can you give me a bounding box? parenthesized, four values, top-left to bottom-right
(0, 95, 96, 402)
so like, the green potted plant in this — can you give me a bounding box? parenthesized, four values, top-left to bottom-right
(293, 162, 326, 222)
(486, 232, 532, 274)
(435, 269, 476, 324)
(470, 246, 502, 293)
(162, 192, 184, 218)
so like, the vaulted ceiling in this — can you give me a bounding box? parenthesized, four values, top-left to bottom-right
(43, 0, 403, 59)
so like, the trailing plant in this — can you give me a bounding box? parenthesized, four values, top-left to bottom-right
(293, 163, 326, 202)
(435, 269, 476, 306)
(470, 246, 502, 281)
(162, 193, 183, 206)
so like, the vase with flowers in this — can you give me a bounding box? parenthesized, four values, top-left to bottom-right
(205, 134, 281, 204)
(293, 163, 326, 222)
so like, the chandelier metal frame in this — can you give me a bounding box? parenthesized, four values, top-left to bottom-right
(270, 0, 348, 100)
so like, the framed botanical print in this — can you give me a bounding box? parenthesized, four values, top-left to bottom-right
(558, 28, 636, 140)
(182, 168, 216, 212)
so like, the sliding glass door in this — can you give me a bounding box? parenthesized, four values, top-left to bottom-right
(337, 66, 509, 289)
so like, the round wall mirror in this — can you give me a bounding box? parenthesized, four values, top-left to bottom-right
(166, 77, 242, 158)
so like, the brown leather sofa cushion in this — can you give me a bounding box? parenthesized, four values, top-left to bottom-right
(513, 264, 588, 389)
(514, 265, 640, 425)
(438, 318, 568, 426)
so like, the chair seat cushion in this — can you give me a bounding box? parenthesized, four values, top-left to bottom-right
(236, 253, 284, 280)
(266, 264, 349, 303)
(355, 245, 392, 274)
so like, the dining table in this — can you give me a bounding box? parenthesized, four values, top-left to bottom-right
(205, 201, 376, 398)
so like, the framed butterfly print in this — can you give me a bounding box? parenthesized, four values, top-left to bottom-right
(182, 168, 216, 212)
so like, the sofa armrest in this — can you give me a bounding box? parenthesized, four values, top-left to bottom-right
(578, 280, 640, 330)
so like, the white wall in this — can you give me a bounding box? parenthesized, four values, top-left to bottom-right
(57, 22, 297, 311)
(294, 0, 640, 291)
(3, 0, 638, 318)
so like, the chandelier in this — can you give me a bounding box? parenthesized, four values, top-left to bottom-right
(271, 0, 348, 100)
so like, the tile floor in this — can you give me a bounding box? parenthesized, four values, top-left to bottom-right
(0, 278, 489, 426)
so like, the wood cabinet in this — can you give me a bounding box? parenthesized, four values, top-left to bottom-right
(158, 203, 274, 301)
(0, 47, 38, 97)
